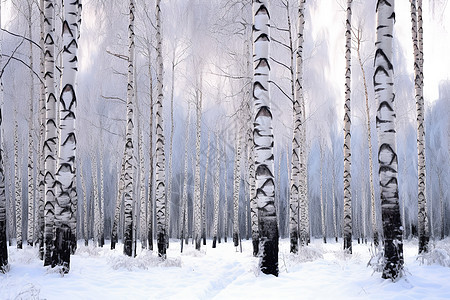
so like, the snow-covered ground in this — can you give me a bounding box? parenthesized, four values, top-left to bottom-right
(1, 238, 450, 299)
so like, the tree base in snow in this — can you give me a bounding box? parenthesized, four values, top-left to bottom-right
(259, 239, 279, 277)
(212, 237, 217, 248)
(53, 225, 72, 274)
(0, 221, 8, 273)
(382, 238, 404, 281)
(252, 239, 259, 257)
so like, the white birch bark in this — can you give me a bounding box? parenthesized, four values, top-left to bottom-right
(138, 122, 146, 249)
(122, 0, 136, 257)
(411, 0, 428, 253)
(111, 154, 125, 249)
(289, 0, 305, 253)
(248, 117, 258, 256)
(343, 0, 353, 253)
(0, 1, 8, 270)
(253, 0, 278, 276)
(37, 0, 46, 259)
(53, 0, 81, 270)
(180, 107, 190, 251)
(212, 134, 220, 248)
(91, 154, 100, 247)
(155, 0, 167, 258)
(147, 40, 154, 251)
(374, 0, 404, 280)
(27, 2, 35, 247)
(202, 132, 211, 245)
(223, 138, 228, 243)
(99, 146, 105, 247)
(14, 115, 22, 249)
(79, 159, 88, 245)
(232, 133, 242, 247)
(43, 0, 57, 266)
(193, 75, 203, 250)
(297, 0, 309, 246)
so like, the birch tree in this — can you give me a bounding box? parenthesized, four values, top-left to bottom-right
(253, 0, 278, 277)
(37, 0, 46, 259)
(121, 0, 136, 257)
(155, 0, 167, 258)
(202, 131, 211, 246)
(410, 0, 428, 253)
(212, 134, 221, 248)
(0, 1, 8, 270)
(43, 0, 58, 266)
(343, 0, 353, 253)
(232, 132, 242, 248)
(297, 0, 309, 246)
(53, 0, 81, 271)
(289, 0, 304, 253)
(374, 0, 404, 280)
(180, 107, 191, 252)
(193, 72, 203, 250)
(14, 115, 22, 249)
(26, 0, 35, 247)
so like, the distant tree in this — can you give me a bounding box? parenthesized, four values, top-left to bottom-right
(212, 134, 221, 248)
(14, 114, 22, 249)
(253, 0, 279, 277)
(374, 0, 404, 280)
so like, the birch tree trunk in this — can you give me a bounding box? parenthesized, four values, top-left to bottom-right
(111, 154, 125, 249)
(79, 159, 88, 246)
(193, 75, 203, 250)
(37, 0, 46, 259)
(374, 0, 404, 280)
(289, 0, 305, 254)
(212, 134, 221, 248)
(411, 0, 429, 254)
(155, 0, 167, 258)
(180, 107, 191, 252)
(202, 132, 211, 246)
(223, 139, 228, 243)
(147, 42, 154, 251)
(91, 154, 100, 246)
(43, 0, 57, 266)
(0, 1, 8, 270)
(232, 133, 242, 248)
(343, 0, 353, 253)
(99, 147, 105, 247)
(297, 0, 309, 247)
(122, 0, 136, 257)
(253, 0, 279, 276)
(138, 122, 146, 249)
(53, 0, 81, 271)
(14, 116, 22, 249)
(27, 2, 35, 247)
(248, 115, 258, 256)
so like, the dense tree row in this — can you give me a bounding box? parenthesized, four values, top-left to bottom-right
(0, 0, 448, 281)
